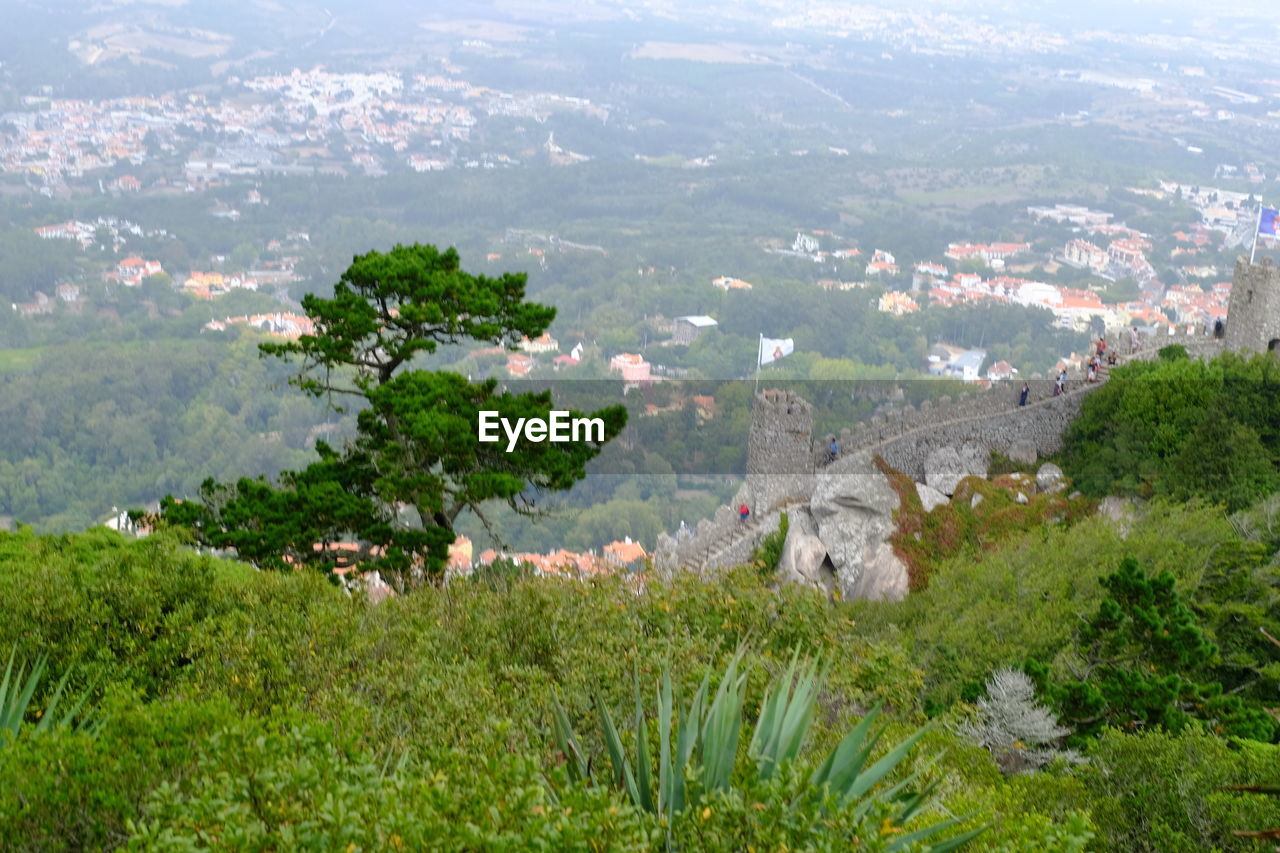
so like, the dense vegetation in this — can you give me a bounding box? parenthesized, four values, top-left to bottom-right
(0, 336, 329, 531)
(849, 494, 1280, 850)
(1063, 348, 1280, 511)
(5, 474, 1280, 850)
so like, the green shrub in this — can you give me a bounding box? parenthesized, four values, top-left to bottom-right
(1063, 352, 1280, 511)
(750, 512, 788, 577)
(0, 528, 248, 699)
(1030, 557, 1277, 743)
(1078, 728, 1280, 852)
(126, 721, 654, 852)
(0, 696, 246, 851)
(849, 502, 1239, 709)
(0, 529, 1127, 849)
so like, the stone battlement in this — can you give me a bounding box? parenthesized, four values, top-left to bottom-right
(654, 329, 1225, 575)
(1226, 257, 1280, 354)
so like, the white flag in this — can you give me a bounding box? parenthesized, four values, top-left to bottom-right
(759, 336, 794, 366)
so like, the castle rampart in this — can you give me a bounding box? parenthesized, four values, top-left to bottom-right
(653, 328, 1225, 574)
(1225, 257, 1280, 354)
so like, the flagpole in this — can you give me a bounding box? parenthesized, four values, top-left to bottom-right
(754, 333, 762, 395)
(1251, 200, 1264, 264)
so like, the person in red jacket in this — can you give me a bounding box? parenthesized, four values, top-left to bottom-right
(738, 504, 750, 523)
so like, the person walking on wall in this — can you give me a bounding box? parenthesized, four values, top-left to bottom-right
(828, 437, 839, 464)
(1019, 382, 1029, 406)
(739, 503, 750, 524)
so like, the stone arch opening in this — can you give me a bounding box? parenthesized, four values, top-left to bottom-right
(1269, 339, 1280, 353)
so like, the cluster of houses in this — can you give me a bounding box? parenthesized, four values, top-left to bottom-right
(104, 256, 165, 287)
(447, 534, 649, 577)
(182, 271, 261, 299)
(927, 344, 995, 381)
(767, 230, 864, 264)
(104, 511, 649, 602)
(204, 313, 316, 338)
(901, 264, 1116, 330)
(34, 217, 168, 249)
(472, 333, 584, 378)
(712, 275, 754, 291)
(482, 314, 727, 382)
(943, 241, 1031, 267)
(3, 64, 609, 189)
(1060, 233, 1156, 282)
(11, 284, 80, 317)
(28, 218, 309, 311)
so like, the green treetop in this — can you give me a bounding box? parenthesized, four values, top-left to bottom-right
(161, 244, 626, 590)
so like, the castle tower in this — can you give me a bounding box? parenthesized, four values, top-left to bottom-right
(1225, 257, 1280, 354)
(745, 389, 814, 511)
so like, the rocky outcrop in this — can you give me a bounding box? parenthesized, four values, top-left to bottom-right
(1036, 463, 1066, 494)
(1098, 495, 1139, 537)
(809, 451, 908, 602)
(924, 443, 989, 496)
(915, 482, 949, 512)
(777, 508, 836, 595)
(959, 443, 990, 479)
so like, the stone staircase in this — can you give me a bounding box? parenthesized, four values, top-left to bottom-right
(682, 496, 809, 574)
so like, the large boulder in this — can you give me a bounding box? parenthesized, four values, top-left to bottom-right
(924, 444, 989, 496)
(809, 451, 908, 602)
(845, 541, 910, 601)
(1098, 495, 1138, 537)
(777, 508, 836, 594)
(958, 442, 990, 479)
(924, 447, 967, 496)
(1036, 462, 1067, 494)
(915, 482, 949, 512)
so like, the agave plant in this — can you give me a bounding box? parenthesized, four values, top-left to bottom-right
(551, 649, 984, 851)
(0, 648, 98, 742)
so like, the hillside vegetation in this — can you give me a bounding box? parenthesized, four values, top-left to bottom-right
(3, 497, 1280, 850)
(4, 351, 1280, 851)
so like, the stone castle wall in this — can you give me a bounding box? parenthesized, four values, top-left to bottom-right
(1226, 257, 1280, 354)
(653, 329, 1225, 573)
(858, 386, 1087, 481)
(744, 388, 817, 514)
